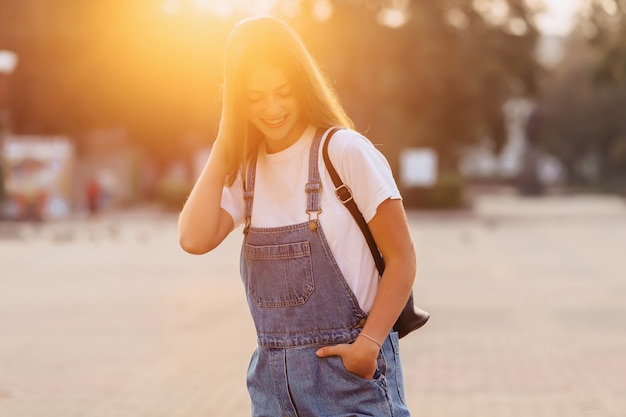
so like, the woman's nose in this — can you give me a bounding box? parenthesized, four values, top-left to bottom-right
(264, 94, 281, 113)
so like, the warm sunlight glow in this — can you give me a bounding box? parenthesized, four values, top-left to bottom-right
(473, 0, 510, 26)
(446, 8, 470, 30)
(162, 0, 287, 18)
(536, 0, 584, 36)
(377, 0, 410, 28)
(312, 0, 333, 22)
(0, 50, 18, 74)
(507, 17, 528, 36)
(162, 0, 181, 15)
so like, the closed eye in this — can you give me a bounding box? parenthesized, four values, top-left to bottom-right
(246, 94, 263, 103)
(276, 87, 293, 97)
(245, 83, 292, 102)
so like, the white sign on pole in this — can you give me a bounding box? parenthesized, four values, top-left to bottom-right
(400, 148, 437, 187)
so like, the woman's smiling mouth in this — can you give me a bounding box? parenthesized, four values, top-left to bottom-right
(262, 115, 288, 128)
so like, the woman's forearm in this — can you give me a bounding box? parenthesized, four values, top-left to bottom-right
(361, 199, 417, 344)
(178, 144, 233, 254)
(361, 257, 416, 344)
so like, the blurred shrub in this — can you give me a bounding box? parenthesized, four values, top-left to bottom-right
(401, 173, 466, 209)
(155, 177, 192, 211)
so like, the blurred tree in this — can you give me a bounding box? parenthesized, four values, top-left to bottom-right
(296, 0, 541, 175)
(585, 0, 626, 84)
(0, 0, 541, 176)
(0, 0, 230, 163)
(538, 1, 626, 189)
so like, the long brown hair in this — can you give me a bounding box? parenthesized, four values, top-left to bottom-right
(220, 16, 354, 186)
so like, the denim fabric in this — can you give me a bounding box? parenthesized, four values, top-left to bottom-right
(241, 129, 410, 417)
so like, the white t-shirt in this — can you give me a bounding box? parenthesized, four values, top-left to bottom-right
(221, 125, 401, 312)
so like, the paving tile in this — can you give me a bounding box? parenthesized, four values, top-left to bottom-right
(1, 194, 625, 417)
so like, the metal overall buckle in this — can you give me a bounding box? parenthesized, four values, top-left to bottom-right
(306, 209, 322, 231)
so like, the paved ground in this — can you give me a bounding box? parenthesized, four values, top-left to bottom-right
(1, 193, 625, 417)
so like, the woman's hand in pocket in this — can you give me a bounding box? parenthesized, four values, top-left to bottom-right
(315, 338, 379, 379)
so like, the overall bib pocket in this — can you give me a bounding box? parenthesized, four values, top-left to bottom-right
(244, 241, 314, 307)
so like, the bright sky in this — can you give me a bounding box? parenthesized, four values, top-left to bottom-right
(536, 0, 585, 36)
(160, 0, 587, 37)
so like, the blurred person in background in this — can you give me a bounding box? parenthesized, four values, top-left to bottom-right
(85, 176, 102, 217)
(179, 16, 416, 417)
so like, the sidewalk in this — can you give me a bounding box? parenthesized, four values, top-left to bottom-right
(1, 194, 625, 417)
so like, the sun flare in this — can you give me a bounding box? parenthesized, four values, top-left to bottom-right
(161, 0, 284, 18)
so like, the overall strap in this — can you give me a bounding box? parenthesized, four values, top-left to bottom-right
(243, 157, 257, 235)
(305, 130, 324, 230)
(243, 129, 325, 234)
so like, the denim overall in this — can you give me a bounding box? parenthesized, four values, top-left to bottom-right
(241, 130, 410, 417)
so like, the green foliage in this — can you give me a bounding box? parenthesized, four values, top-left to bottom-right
(401, 173, 467, 209)
(0, 0, 540, 172)
(585, 0, 626, 84)
(154, 177, 192, 212)
(538, 4, 626, 190)
(300, 0, 540, 172)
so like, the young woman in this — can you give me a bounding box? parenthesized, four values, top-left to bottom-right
(179, 16, 416, 417)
